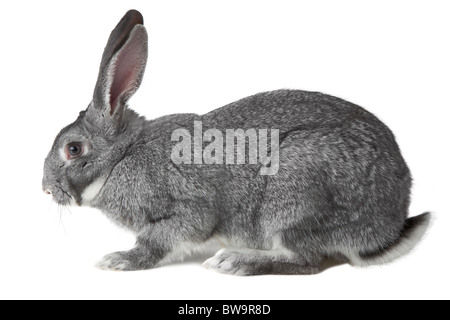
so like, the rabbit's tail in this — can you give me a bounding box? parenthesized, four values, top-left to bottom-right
(351, 212, 431, 267)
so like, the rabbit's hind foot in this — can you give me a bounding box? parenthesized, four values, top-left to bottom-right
(203, 248, 320, 276)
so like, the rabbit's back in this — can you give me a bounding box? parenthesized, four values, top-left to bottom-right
(202, 90, 372, 134)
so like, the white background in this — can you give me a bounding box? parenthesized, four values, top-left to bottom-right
(0, 0, 449, 300)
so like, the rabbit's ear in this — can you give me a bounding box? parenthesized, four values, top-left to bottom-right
(89, 10, 148, 130)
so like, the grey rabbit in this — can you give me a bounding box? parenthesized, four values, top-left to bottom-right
(42, 10, 430, 275)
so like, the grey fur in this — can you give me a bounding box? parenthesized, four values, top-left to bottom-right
(43, 10, 430, 275)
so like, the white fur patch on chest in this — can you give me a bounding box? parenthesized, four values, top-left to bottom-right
(81, 176, 107, 206)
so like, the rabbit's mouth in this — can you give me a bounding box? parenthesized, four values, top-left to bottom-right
(51, 186, 79, 206)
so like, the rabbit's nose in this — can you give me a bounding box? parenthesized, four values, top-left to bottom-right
(44, 189, 52, 195)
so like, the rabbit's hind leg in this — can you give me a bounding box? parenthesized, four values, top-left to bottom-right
(203, 248, 321, 276)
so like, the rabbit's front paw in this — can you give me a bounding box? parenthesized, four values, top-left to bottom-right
(203, 249, 249, 276)
(96, 252, 133, 271)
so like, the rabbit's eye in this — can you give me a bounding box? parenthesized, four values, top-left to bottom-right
(65, 143, 84, 160)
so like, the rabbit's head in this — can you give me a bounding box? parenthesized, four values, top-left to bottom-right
(42, 10, 148, 205)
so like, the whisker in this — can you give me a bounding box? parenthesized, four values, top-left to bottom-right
(60, 211, 67, 236)
(64, 205, 73, 215)
(57, 204, 68, 236)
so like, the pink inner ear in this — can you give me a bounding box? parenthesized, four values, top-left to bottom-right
(109, 31, 145, 114)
